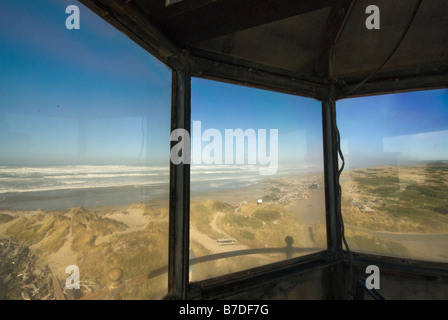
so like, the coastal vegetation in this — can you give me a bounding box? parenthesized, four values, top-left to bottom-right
(341, 162, 448, 233)
(3, 162, 447, 298)
(341, 162, 448, 259)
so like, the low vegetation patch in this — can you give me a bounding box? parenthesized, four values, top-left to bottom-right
(220, 201, 306, 248)
(341, 163, 448, 232)
(0, 213, 15, 224)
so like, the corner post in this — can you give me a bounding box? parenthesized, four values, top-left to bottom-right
(168, 62, 191, 299)
(322, 93, 342, 257)
(322, 88, 345, 299)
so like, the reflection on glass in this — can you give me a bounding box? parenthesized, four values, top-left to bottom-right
(189, 79, 326, 281)
(338, 89, 448, 262)
(0, 1, 171, 299)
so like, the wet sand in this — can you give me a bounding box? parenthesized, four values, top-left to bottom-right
(0, 184, 169, 211)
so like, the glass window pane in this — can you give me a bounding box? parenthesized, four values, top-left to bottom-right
(189, 78, 326, 281)
(338, 89, 448, 262)
(0, 1, 171, 299)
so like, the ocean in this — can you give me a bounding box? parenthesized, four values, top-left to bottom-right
(0, 164, 318, 210)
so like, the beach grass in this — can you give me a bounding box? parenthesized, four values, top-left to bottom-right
(6, 213, 67, 249)
(341, 162, 448, 233)
(345, 230, 411, 257)
(4, 162, 448, 298)
(219, 201, 307, 248)
(190, 200, 231, 239)
(0, 213, 15, 224)
(0, 172, 329, 297)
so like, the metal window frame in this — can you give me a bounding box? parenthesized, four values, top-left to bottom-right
(167, 58, 342, 299)
(78, 0, 446, 299)
(71, 2, 340, 298)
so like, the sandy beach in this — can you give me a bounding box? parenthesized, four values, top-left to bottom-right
(0, 172, 328, 298)
(6, 164, 447, 298)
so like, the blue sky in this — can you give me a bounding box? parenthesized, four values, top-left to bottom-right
(191, 78, 324, 166)
(0, 1, 447, 168)
(337, 89, 448, 167)
(0, 0, 171, 165)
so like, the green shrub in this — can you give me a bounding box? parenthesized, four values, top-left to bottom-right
(253, 209, 280, 221)
(434, 205, 448, 215)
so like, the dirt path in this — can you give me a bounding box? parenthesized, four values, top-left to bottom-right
(210, 211, 229, 238)
(190, 210, 251, 253)
(346, 224, 448, 261)
(189, 210, 282, 268)
(43, 228, 77, 280)
(190, 225, 249, 254)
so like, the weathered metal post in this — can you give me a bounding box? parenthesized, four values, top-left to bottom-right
(322, 87, 344, 299)
(168, 58, 191, 300)
(322, 92, 342, 258)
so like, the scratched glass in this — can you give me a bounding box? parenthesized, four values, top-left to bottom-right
(0, 1, 171, 299)
(338, 89, 448, 263)
(189, 79, 327, 282)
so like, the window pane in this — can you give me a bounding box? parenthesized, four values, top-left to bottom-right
(189, 78, 326, 281)
(338, 89, 448, 262)
(0, 1, 171, 299)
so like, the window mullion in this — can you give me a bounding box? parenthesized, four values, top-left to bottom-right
(168, 67, 191, 299)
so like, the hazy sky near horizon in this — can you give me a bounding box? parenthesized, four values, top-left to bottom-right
(338, 89, 448, 168)
(0, 1, 447, 168)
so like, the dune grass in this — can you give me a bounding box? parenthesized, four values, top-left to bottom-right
(219, 201, 307, 248)
(6, 213, 70, 252)
(341, 163, 448, 233)
(190, 200, 232, 239)
(345, 230, 411, 257)
(0, 213, 15, 224)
